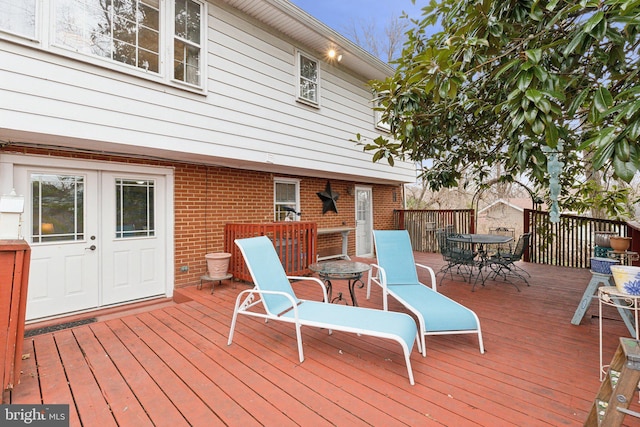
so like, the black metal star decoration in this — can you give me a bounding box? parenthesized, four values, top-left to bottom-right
(317, 180, 339, 214)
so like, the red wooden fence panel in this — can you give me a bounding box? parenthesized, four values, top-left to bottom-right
(1, 240, 31, 396)
(224, 222, 317, 282)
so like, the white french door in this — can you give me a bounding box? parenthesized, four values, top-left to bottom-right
(101, 172, 166, 305)
(14, 165, 168, 321)
(355, 186, 373, 257)
(16, 168, 100, 320)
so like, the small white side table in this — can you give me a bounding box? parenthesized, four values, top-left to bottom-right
(598, 286, 640, 380)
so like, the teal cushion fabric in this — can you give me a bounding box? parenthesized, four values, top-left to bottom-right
(388, 284, 478, 331)
(373, 230, 479, 332)
(282, 301, 417, 350)
(373, 230, 420, 285)
(235, 236, 299, 315)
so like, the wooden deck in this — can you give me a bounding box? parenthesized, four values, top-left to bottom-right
(4, 252, 639, 426)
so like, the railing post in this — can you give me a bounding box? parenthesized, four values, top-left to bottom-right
(470, 209, 476, 234)
(523, 209, 531, 262)
(396, 209, 405, 230)
(627, 221, 640, 266)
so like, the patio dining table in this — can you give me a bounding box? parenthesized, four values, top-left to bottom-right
(446, 233, 514, 287)
(446, 233, 514, 247)
(447, 233, 513, 256)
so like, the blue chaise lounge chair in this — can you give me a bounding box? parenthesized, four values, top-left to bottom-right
(229, 236, 419, 384)
(368, 230, 485, 356)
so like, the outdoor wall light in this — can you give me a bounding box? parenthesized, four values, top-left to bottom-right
(327, 48, 342, 62)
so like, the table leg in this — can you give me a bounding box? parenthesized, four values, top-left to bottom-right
(324, 278, 333, 303)
(348, 275, 366, 307)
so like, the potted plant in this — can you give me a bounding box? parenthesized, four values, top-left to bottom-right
(205, 252, 232, 278)
(609, 236, 632, 252)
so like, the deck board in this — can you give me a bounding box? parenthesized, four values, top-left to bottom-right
(105, 318, 218, 426)
(174, 303, 420, 426)
(150, 307, 333, 426)
(122, 314, 255, 426)
(33, 333, 83, 426)
(6, 252, 640, 426)
(87, 322, 190, 426)
(71, 326, 154, 426)
(54, 329, 117, 426)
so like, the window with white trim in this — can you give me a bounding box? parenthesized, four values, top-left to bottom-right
(173, 0, 202, 86)
(374, 96, 391, 132)
(274, 179, 300, 221)
(0, 0, 37, 39)
(296, 50, 319, 106)
(54, 0, 162, 74)
(0, 0, 205, 89)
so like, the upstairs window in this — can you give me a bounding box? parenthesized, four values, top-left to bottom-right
(0, 0, 37, 39)
(54, 0, 161, 74)
(373, 95, 391, 132)
(173, 0, 202, 86)
(297, 51, 319, 106)
(274, 179, 300, 221)
(1, 0, 206, 90)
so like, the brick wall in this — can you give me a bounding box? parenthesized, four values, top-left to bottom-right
(2, 147, 403, 288)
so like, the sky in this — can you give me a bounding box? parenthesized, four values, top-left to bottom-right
(289, 0, 426, 58)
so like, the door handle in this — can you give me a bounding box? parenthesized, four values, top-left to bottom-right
(86, 245, 96, 251)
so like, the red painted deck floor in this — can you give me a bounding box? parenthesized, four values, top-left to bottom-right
(4, 252, 640, 426)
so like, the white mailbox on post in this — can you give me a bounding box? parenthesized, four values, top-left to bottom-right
(0, 190, 25, 240)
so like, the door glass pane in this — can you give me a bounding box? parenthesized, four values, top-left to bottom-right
(116, 179, 155, 238)
(357, 190, 369, 221)
(31, 174, 85, 243)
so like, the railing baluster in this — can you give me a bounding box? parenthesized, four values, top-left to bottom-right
(393, 208, 633, 269)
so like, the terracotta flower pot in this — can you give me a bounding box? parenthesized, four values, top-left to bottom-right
(205, 252, 231, 278)
(609, 236, 632, 252)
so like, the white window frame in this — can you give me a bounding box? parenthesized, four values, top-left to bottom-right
(274, 178, 300, 222)
(0, 0, 39, 41)
(296, 49, 320, 107)
(0, 0, 206, 92)
(171, 0, 204, 88)
(373, 95, 391, 132)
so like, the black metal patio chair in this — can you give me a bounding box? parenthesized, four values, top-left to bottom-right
(436, 230, 480, 285)
(486, 232, 532, 291)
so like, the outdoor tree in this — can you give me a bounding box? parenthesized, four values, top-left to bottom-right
(343, 15, 409, 62)
(361, 0, 640, 220)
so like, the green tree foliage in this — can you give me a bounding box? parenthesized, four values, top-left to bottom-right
(363, 0, 640, 217)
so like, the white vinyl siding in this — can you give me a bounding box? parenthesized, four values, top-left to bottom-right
(0, 1, 415, 184)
